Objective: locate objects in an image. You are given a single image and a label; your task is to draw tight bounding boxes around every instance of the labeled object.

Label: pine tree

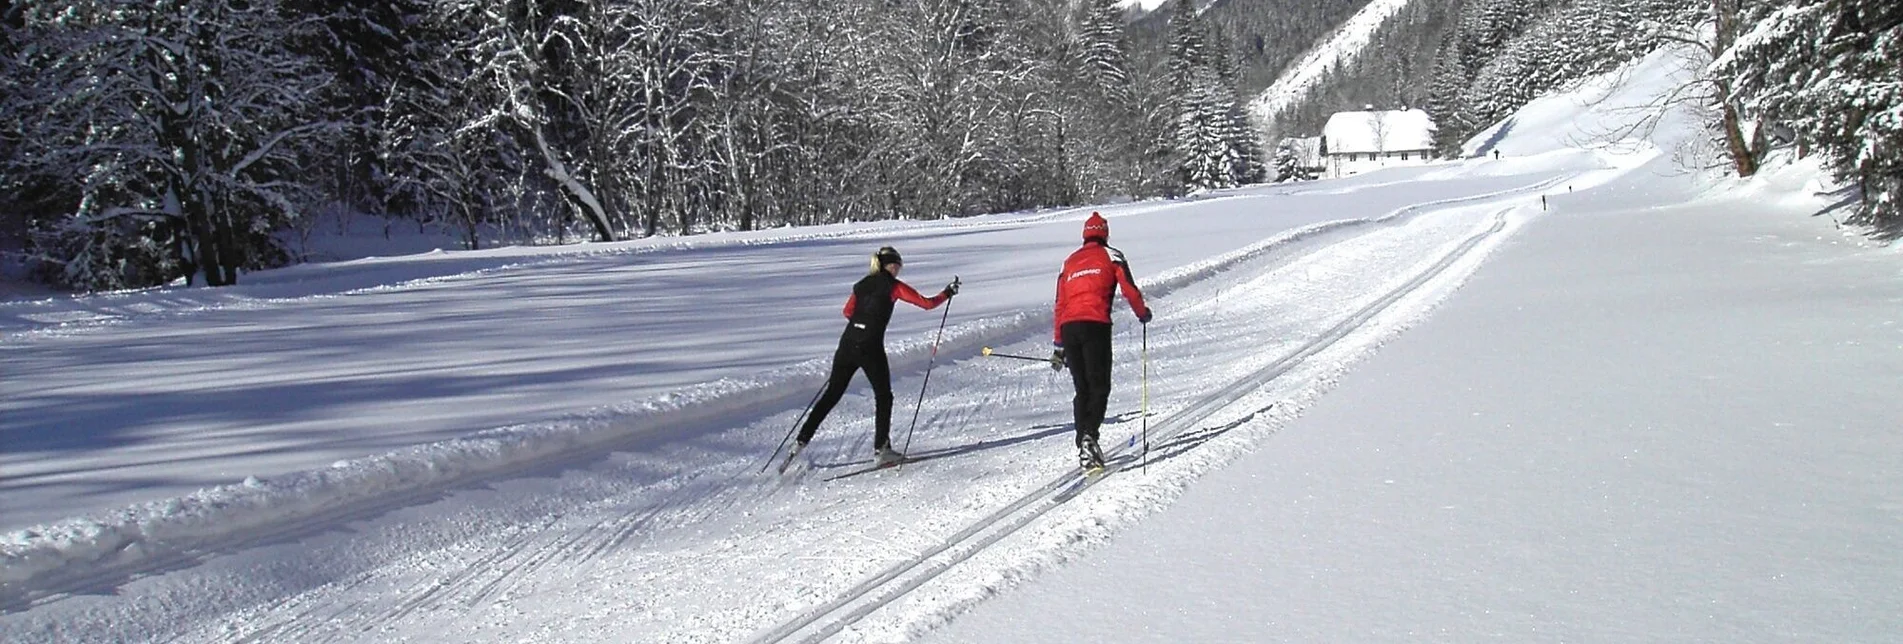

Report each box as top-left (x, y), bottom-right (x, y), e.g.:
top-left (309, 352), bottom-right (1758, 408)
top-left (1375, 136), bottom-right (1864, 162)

top-left (1076, 0), bottom-right (1135, 98)
top-left (1273, 140), bottom-right (1315, 182)
top-left (1165, 0), bottom-right (1261, 192)
top-left (1424, 38), bottom-right (1472, 157)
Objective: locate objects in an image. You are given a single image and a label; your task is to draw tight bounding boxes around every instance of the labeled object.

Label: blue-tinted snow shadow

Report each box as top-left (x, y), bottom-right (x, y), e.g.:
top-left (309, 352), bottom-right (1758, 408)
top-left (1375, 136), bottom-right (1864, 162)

top-left (807, 409), bottom-right (1146, 469)
top-left (1472, 117), bottom-right (1518, 159)
top-left (1130, 402), bottom-right (1276, 470)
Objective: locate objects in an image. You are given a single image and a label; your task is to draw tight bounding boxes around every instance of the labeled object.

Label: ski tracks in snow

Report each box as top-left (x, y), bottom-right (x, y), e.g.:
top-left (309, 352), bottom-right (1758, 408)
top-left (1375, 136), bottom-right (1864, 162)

top-left (0, 179), bottom-right (1554, 644)
top-left (748, 203), bottom-right (1527, 643)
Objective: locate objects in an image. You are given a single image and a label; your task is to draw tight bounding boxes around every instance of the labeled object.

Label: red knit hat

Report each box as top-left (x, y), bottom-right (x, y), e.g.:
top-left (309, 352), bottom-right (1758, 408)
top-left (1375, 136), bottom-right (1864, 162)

top-left (1082, 212), bottom-right (1109, 241)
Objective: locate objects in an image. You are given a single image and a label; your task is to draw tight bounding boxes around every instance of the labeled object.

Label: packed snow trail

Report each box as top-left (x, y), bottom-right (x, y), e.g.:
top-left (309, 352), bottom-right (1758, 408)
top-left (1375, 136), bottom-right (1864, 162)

top-left (0, 169), bottom-right (1556, 642)
top-left (0, 171), bottom-right (1554, 537)
top-left (0, 170), bottom-right (1566, 601)
top-left (751, 206), bottom-right (1518, 644)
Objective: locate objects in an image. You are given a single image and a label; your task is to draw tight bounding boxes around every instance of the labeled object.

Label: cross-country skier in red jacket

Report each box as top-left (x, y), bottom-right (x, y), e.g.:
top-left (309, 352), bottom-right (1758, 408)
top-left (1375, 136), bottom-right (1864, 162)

top-left (1051, 212), bottom-right (1151, 469)
top-left (792, 246), bottom-right (958, 468)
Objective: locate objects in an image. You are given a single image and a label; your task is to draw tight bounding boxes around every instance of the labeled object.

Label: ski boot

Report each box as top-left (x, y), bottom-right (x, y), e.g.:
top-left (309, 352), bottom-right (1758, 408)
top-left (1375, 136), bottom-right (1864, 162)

top-left (778, 440), bottom-right (808, 474)
top-left (1078, 437), bottom-right (1105, 472)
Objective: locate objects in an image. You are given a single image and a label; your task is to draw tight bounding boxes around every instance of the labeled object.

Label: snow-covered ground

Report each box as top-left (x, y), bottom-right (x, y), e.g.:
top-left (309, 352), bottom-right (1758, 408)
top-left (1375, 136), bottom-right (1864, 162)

top-left (3, 45), bottom-right (1898, 643)
top-left (925, 143), bottom-right (1903, 644)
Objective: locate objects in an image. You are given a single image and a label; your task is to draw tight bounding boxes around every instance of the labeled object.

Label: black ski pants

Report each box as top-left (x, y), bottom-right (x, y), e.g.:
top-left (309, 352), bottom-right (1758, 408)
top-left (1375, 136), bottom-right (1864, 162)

top-left (1060, 321), bottom-right (1114, 447)
top-left (799, 339), bottom-right (895, 449)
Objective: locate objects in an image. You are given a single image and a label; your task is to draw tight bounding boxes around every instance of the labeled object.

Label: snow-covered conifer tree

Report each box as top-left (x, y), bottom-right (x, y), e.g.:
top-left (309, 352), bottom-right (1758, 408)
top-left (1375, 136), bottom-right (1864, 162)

top-left (1719, 0), bottom-right (1902, 237)
top-left (1166, 0), bottom-right (1260, 192)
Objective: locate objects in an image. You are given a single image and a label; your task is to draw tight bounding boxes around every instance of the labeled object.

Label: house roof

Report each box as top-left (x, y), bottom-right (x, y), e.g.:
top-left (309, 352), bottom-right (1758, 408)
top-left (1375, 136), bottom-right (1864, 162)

top-left (1322, 109), bottom-right (1435, 154)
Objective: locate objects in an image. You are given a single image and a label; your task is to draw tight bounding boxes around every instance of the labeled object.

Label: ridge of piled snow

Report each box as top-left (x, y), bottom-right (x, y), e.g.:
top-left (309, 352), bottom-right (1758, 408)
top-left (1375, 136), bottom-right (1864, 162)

top-left (0, 206), bottom-right (1099, 338)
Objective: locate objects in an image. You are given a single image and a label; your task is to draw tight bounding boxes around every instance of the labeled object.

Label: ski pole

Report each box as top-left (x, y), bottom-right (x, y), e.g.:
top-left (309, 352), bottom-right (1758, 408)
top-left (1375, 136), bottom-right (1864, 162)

top-left (761, 382), bottom-right (826, 473)
top-left (1142, 323), bottom-right (1149, 474)
top-left (980, 347), bottom-right (1048, 363)
top-left (899, 277), bottom-right (956, 464)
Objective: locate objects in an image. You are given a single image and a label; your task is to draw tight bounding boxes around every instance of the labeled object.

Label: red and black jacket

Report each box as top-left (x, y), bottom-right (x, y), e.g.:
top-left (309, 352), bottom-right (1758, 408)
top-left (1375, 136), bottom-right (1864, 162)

top-left (842, 270), bottom-right (946, 344)
top-left (1053, 241), bottom-right (1150, 344)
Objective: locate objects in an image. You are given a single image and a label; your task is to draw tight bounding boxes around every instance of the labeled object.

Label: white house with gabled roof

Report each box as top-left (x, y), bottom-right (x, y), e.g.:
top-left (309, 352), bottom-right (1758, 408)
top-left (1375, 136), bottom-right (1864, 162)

top-left (1320, 108), bottom-right (1436, 179)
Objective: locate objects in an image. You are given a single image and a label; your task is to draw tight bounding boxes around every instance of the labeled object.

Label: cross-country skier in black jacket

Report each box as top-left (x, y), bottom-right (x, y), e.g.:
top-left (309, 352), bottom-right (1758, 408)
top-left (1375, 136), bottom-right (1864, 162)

top-left (792, 246), bottom-right (958, 467)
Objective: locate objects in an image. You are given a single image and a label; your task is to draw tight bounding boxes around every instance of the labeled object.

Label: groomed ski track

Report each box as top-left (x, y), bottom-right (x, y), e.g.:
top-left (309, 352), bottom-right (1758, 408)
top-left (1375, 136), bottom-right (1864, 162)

top-left (752, 204), bottom-right (1520, 643)
top-left (1, 172), bottom-right (1562, 644)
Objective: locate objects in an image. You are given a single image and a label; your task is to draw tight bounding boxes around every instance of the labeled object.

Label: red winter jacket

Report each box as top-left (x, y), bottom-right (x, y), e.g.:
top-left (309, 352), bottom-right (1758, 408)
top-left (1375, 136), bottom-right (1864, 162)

top-left (1053, 241), bottom-right (1150, 344)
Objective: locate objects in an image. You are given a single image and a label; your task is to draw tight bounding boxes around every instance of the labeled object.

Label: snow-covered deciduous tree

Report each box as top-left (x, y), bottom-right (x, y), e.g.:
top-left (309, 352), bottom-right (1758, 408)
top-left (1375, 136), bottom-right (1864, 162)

top-left (284, 0), bottom-right (434, 217)
top-left (606, 0), bottom-right (731, 236)
top-left (10, 0), bottom-right (335, 289)
top-left (1703, 0), bottom-right (1763, 177)
top-left (2, 0), bottom-right (1233, 292)
top-left (700, 0), bottom-right (798, 233)
top-left (2, 8), bottom-right (35, 272)
top-left (428, 0), bottom-right (619, 242)
top-left (862, 0), bottom-right (1039, 218)
top-left (377, 12), bottom-right (515, 251)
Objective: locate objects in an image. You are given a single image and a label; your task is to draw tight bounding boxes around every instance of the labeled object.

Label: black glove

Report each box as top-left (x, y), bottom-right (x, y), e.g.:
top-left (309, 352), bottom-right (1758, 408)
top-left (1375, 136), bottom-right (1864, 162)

top-left (1138, 307), bottom-right (1153, 324)
top-left (942, 277), bottom-right (960, 298)
top-left (1050, 346), bottom-right (1065, 371)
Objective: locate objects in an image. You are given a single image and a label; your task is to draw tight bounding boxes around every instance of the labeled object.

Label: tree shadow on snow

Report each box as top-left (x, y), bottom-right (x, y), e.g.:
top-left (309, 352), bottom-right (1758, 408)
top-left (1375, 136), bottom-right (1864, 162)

top-left (1130, 402), bottom-right (1276, 470)
top-left (807, 409), bottom-right (1145, 469)
top-left (1804, 184), bottom-right (1895, 240)
top-left (1471, 117), bottom-right (1517, 159)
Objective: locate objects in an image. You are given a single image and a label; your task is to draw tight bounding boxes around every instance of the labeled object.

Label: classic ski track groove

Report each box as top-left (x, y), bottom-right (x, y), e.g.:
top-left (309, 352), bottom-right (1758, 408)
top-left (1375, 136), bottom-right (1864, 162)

top-left (236, 492), bottom-right (673, 643)
top-left (751, 207), bottom-right (1514, 644)
top-left (226, 203), bottom-right (1445, 643)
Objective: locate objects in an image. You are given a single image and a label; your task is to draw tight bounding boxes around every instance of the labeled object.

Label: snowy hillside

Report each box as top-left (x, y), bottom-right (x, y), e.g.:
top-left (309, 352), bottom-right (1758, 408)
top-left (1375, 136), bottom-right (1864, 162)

top-left (3, 44), bottom-right (1897, 643)
top-left (1245, 0), bottom-right (1415, 121)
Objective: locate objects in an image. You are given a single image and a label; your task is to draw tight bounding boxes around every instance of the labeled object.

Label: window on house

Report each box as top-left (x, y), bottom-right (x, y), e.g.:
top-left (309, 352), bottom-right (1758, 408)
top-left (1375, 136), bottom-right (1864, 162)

top-left (1401, 151), bottom-right (1411, 161)
top-left (1348, 153), bottom-right (1358, 162)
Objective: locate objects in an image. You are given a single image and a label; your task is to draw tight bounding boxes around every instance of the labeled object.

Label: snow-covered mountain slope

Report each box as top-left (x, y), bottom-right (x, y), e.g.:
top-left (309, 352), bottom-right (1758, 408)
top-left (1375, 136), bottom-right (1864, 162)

top-left (1246, 0), bottom-right (1415, 121)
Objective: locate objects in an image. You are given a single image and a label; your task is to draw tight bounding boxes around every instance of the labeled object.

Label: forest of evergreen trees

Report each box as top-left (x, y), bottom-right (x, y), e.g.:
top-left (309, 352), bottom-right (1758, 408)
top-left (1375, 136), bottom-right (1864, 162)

top-left (1, 0), bottom-right (1896, 292)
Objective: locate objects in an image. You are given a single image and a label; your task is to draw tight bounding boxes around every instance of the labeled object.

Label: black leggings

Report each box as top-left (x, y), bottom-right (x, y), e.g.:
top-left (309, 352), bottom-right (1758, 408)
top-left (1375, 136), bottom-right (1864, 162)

top-left (798, 340), bottom-right (895, 448)
top-left (1060, 321), bottom-right (1114, 446)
